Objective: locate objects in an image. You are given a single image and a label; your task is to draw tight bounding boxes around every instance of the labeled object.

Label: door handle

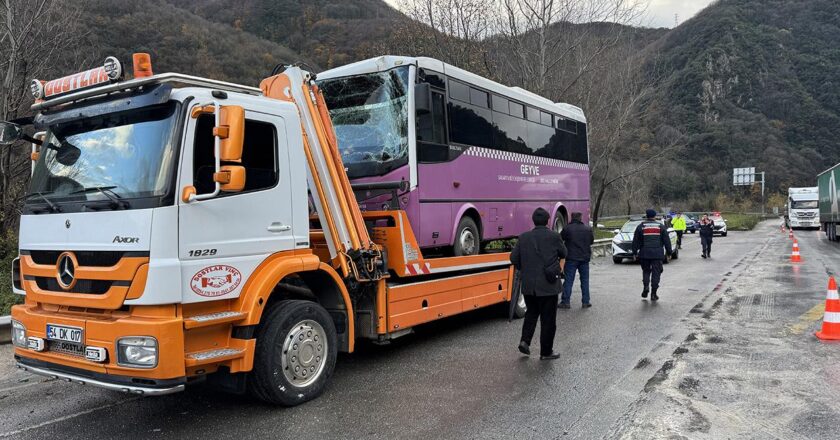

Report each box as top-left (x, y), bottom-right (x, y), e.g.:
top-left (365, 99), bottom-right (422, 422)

top-left (267, 222), bottom-right (291, 233)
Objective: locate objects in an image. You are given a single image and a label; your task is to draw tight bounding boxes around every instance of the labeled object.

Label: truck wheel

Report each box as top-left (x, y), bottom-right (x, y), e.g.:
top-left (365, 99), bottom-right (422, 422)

top-left (454, 217), bottom-right (480, 256)
top-left (612, 257), bottom-right (623, 264)
top-left (249, 300), bottom-right (337, 406)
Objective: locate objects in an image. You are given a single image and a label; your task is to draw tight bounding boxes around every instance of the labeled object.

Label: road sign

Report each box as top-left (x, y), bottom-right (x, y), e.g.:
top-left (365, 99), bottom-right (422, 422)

top-left (733, 167), bottom-right (756, 186)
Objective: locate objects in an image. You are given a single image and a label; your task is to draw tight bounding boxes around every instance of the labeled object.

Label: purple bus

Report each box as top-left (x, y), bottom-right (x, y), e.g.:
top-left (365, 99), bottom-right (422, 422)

top-left (317, 56), bottom-right (589, 256)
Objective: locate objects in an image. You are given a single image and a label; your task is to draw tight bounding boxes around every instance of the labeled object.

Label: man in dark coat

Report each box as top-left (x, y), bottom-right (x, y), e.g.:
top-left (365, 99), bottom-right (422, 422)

top-left (560, 212), bottom-right (594, 308)
top-left (698, 213), bottom-right (714, 258)
top-left (631, 209), bottom-right (673, 301)
top-left (511, 207), bottom-right (567, 360)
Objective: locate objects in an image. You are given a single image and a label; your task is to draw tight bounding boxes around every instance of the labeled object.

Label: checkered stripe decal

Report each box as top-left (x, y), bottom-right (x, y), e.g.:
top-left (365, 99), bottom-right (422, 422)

top-left (462, 147), bottom-right (589, 170)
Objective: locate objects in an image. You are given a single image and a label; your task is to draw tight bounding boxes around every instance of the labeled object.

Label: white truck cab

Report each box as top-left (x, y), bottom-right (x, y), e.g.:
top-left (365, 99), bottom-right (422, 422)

top-left (787, 187), bottom-right (820, 229)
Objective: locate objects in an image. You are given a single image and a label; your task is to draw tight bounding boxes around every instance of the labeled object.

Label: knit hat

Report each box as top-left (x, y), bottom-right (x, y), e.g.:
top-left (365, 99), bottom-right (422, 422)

top-left (646, 209), bottom-right (657, 218)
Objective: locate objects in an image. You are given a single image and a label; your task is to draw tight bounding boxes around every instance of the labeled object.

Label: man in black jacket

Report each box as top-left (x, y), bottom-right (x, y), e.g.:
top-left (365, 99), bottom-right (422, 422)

top-left (511, 208), bottom-right (567, 360)
top-left (698, 213), bottom-right (714, 258)
top-left (631, 209), bottom-right (673, 301)
top-left (560, 212), bottom-right (595, 308)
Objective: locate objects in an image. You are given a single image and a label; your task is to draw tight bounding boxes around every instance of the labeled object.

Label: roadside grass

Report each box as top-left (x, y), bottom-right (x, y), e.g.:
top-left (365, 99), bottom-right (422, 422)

top-left (595, 229), bottom-right (615, 240)
top-left (721, 212), bottom-right (761, 231)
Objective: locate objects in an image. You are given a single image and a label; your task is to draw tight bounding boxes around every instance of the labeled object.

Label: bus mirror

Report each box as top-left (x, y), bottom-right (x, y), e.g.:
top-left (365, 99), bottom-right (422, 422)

top-left (215, 165), bottom-right (246, 192)
top-left (215, 105), bottom-right (245, 162)
top-left (415, 83), bottom-right (432, 115)
top-left (0, 122), bottom-right (23, 145)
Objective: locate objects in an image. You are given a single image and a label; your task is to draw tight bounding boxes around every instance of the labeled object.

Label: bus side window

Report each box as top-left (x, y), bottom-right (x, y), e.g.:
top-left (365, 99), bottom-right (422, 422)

top-left (417, 91), bottom-right (448, 162)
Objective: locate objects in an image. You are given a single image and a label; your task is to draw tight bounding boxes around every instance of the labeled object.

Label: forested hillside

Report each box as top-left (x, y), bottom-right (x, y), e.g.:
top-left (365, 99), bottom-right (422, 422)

top-left (77, 0), bottom-right (310, 85)
top-left (643, 0), bottom-right (840, 207)
top-left (163, 0), bottom-right (403, 69)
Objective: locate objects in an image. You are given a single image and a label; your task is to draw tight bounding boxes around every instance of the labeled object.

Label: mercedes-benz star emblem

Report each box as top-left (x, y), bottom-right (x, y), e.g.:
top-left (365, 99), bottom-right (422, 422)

top-left (56, 253), bottom-right (76, 290)
top-left (65, 219), bottom-right (71, 229)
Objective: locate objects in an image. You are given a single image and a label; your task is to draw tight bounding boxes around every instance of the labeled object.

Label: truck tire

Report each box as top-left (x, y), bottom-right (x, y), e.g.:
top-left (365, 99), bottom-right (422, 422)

top-left (249, 300), bottom-right (337, 406)
top-left (453, 217), bottom-right (480, 256)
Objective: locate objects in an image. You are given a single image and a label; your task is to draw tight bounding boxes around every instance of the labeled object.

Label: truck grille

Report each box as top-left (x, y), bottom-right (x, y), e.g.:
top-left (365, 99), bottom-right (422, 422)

top-left (33, 277), bottom-right (117, 295)
top-left (25, 250), bottom-right (131, 267)
top-left (796, 212), bottom-right (817, 218)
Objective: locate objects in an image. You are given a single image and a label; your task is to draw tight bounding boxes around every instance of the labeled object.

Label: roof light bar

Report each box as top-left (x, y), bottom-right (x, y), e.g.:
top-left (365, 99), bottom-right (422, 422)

top-left (32, 56), bottom-right (123, 100)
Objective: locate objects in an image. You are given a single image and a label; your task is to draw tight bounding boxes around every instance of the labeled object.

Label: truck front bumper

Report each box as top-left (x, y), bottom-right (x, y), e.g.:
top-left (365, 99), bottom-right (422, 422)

top-left (11, 302), bottom-right (187, 390)
top-left (16, 357), bottom-right (185, 396)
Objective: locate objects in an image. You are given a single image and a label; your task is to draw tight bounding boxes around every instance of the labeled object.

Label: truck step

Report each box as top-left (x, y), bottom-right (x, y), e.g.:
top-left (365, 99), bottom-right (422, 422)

top-left (183, 311), bottom-right (246, 330)
top-left (185, 348), bottom-right (245, 366)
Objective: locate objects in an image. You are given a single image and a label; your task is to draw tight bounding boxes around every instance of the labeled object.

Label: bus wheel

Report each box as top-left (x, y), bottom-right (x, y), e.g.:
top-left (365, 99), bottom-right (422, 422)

top-left (553, 212), bottom-right (566, 233)
top-left (454, 217), bottom-right (480, 256)
top-left (249, 300), bottom-right (337, 406)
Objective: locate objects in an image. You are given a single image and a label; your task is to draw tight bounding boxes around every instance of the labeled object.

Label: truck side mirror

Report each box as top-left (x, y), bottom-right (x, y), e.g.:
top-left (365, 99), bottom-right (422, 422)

top-left (0, 122), bottom-right (23, 145)
top-left (215, 165), bottom-right (246, 192)
top-left (414, 83), bottom-right (432, 115)
top-left (215, 105), bottom-right (245, 162)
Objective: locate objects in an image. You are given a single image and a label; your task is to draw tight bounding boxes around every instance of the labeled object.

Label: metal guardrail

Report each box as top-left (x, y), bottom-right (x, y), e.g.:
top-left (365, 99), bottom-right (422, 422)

top-left (0, 315), bottom-right (10, 344)
top-left (592, 238), bottom-right (613, 258)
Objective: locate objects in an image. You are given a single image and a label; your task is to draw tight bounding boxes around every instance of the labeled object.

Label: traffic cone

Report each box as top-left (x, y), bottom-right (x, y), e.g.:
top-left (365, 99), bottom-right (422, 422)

top-left (791, 239), bottom-right (802, 262)
top-left (789, 228), bottom-right (794, 239)
top-left (816, 276), bottom-right (840, 340)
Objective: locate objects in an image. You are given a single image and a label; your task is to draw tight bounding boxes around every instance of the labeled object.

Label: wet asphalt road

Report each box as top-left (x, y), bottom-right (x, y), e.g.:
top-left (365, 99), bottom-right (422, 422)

top-left (0, 226), bottom-right (782, 439)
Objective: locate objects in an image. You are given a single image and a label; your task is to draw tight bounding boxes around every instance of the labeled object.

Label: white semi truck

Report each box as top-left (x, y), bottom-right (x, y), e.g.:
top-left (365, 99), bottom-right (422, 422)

top-left (787, 187), bottom-right (820, 229)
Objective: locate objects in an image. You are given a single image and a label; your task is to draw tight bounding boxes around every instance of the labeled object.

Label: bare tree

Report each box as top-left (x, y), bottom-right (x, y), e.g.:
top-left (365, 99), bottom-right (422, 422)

top-left (494, 0), bottom-right (647, 97)
top-left (393, 0), bottom-right (497, 76)
top-left (0, 0), bottom-right (83, 230)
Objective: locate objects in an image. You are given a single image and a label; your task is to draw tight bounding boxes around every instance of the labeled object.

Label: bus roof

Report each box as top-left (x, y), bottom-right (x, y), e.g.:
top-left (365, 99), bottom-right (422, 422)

top-left (317, 55), bottom-right (586, 123)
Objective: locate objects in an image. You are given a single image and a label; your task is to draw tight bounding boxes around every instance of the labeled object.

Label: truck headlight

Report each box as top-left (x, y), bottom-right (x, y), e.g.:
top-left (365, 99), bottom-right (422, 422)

top-left (11, 320), bottom-right (26, 348)
top-left (116, 336), bottom-right (158, 368)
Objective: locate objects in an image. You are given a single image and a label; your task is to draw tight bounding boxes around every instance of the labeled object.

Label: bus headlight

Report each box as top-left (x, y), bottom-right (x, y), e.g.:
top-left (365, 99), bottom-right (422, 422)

top-left (116, 337), bottom-right (158, 368)
top-left (11, 320), bottom-right (26, 347)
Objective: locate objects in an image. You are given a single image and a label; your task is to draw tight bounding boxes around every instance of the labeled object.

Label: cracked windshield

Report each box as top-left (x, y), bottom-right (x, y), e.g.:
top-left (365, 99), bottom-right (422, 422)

top-left (319, 66), bottom-right (409, 178)
top-left (27, 103), bottom-right (178, 206)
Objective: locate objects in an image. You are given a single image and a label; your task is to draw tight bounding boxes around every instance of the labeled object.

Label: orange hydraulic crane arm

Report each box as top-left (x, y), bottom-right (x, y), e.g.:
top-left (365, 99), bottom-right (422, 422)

top-left (260, 67), bottom-right (385, 282)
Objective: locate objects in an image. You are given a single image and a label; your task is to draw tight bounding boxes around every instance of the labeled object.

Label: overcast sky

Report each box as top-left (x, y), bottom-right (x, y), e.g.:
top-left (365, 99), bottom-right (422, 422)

top-left (645, 0), bottom-right (715, 28)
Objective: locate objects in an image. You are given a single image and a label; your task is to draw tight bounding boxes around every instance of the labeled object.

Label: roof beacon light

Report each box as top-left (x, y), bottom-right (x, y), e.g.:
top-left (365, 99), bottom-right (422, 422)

top-left (34, 56), bottom-right (124, 100)
top-left (132, 53), bottom-right (154, 78)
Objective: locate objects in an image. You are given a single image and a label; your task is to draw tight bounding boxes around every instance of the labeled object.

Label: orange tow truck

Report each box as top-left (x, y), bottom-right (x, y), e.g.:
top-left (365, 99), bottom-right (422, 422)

top-left (4, 54), bottom-right (521, 405)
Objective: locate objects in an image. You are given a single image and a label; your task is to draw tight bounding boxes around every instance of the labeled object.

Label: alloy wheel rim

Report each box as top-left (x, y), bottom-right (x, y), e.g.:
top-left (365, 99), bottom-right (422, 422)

top-left (460, 228), bottom-right (476, 255)
top-left (281, 319), bottom-right (328, 387)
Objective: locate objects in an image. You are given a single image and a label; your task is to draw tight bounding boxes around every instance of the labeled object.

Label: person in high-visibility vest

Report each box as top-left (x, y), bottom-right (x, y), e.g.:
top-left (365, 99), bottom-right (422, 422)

top-left (671, 212), bottom-right (687, 249)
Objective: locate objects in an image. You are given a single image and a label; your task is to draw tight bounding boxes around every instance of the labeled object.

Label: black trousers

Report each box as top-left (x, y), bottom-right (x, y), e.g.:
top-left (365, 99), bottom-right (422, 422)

top-left (701, 235), bottom-right (712, 256)
top-left (676, 230), bottom-right (684, 247)
top-left (640, 258), bottom-right (663, 291)
top-left (520, 294), bottom-right (558, 356)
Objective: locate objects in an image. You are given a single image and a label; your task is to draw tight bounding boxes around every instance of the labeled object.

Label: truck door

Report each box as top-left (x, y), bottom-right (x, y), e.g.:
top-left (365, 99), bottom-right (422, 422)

top-left (178, 104), bottom-right (294, 302)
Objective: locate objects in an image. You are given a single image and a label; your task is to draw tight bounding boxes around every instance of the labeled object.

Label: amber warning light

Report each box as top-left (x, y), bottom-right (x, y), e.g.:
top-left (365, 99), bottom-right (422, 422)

top-left (31, 56), bottom-right (123, 100)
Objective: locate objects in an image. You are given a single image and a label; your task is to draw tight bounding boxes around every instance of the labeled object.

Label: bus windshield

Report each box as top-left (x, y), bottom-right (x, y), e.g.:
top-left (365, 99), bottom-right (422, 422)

top-left (26, 103), bottom-right (178, 210)
top-left (319, 66), bottom-right (410, 178)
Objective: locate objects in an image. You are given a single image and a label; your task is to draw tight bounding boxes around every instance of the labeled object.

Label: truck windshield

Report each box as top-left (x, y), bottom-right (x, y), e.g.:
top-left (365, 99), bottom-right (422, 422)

top-left (792, 200), bottom-right (818, 209)
top-left (27, 103), bottom-right (178, 210)
top-left (318, 66), bottom-right (409, 178)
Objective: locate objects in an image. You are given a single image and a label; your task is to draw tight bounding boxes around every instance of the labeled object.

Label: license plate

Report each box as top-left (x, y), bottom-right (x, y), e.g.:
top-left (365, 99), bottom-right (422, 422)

top-left (46, 324), bottom-right (84, 344)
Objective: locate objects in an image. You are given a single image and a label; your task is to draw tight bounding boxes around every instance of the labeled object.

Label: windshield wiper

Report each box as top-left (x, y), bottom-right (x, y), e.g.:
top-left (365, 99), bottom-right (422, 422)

top-left (25, 192), bottom-right (61, 213)
top-left (71, 186), bottom-right (130, 209)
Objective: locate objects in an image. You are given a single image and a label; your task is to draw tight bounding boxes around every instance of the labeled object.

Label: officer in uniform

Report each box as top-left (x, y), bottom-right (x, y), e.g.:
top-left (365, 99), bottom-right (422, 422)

top-left (631, 209), bottom-right (673, 301)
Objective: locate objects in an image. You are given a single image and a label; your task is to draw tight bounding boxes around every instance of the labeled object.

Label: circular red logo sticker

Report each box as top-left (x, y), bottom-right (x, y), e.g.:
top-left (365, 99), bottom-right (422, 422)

top-left (190, 265), bottom-right (243, 297)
